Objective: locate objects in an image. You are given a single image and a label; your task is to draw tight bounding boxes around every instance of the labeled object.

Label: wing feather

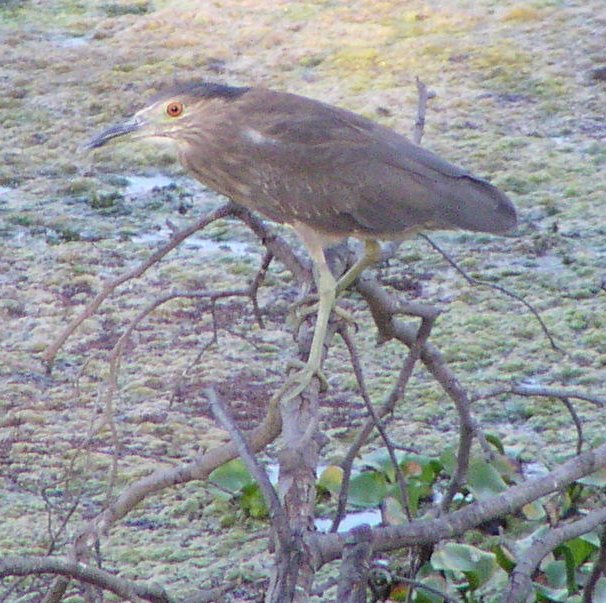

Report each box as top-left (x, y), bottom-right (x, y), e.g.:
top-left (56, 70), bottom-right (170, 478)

top-left (208, 89), bottom-right (517, 236)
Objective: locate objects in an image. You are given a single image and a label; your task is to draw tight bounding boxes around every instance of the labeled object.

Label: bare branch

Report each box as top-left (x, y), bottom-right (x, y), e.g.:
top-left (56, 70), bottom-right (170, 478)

top-left (41, 576), bottom-right (70, 603)
top-left (232, 205), bottom-right (312, 286)
top-left (249, 249), bottom-right (274, 328)
top-left (336, 525), bottom-right (373, 603)
top-left (310, 440), bottom-right (606, 565)
top-left (412, 77), bottom-right (435, 145)
top-left (0, 556), bottom-right (171, 603)
top-left (504, 507), bottom-right (606, 603)
top-left (43, 201), bottom-right (238, 370)
top-left (339, 325), bottom-right (418, 522)
top-left (583, 526), bottom-right (606, 603)
top-left (73, 394), bottom-right (282, 550)
top-left (355, 273), bottom-right (477, 512)
top-left (475, 384), bottom-right (606, 407)
top-left (332, 315), bottom-right (431, 532)
top-left (419, 233), bottom-right (560, 351)
top-left (560, 396), bottom-right (585, 455)
top-left (169, 335), bottom-right (217, 408)
top-left (206, 387), bottom-right (292, 550)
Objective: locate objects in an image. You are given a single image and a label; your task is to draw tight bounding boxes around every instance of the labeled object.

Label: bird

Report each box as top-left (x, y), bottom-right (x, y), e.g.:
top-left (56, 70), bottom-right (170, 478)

top-left (87, 81), bottom-right (517, 400)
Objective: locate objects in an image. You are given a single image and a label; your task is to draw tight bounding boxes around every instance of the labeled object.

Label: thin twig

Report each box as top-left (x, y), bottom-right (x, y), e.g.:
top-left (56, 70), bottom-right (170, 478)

top-left (169, 334), bottom-right (217, 408)
top-left (505, 507), bottom-right (606, 603)
top-left (583, 526), bottom-right (606, 603)
top-left (476, 384), bottom-right (606, 455)
top-left (249, 250), bottom-right (274, 329)
top-left (43, 201), bottom-right (238, 370)
top-left (206, 388), bottom-right (292, 551)
top-left (332, 313), bottom-right (434, 532)
top-left (339, 325), bottom-right (413, 521)
top-left (413, 77), bottom-right (435, 145)
top-left (232, 205), bottom-right (311, 286)
top-left (475, 384), bottom-right (606, 407)
top-left (355, 273), bottom-right (477, 513)
top-left (420, 233), bottom-right (560, 351)
top-left (560, 396), bottom-right (584, 455)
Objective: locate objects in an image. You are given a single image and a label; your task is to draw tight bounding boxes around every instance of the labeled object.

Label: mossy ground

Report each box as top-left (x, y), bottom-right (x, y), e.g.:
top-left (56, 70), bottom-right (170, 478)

top-left (1, 0), bottom-right (605, 600)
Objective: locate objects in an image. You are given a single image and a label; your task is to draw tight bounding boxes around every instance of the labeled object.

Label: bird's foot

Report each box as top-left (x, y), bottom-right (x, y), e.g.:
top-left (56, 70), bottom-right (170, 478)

top-left (286, 358), bottom-right (329, 392)
top-left (287, 293), bottom-right (319, 326)
top-left (288, 296), bottom-right (356, 333)
top-left (274, 360), bottom-right (329, 404)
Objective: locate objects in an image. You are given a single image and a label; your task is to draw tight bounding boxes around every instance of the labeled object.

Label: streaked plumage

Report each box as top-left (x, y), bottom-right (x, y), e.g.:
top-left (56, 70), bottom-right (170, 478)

top-left (88, 81), bottom-right (517, 400)
top-left (88, 82), bottom-right (516, 242)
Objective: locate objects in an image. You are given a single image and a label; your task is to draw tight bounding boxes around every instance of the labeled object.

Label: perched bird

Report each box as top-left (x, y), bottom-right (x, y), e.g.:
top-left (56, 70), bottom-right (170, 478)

top-left (88, 81), bottom-right (517, 397)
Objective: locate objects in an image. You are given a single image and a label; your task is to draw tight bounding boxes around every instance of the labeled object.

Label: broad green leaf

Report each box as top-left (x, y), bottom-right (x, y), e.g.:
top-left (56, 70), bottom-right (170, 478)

top-left (361, 448), bottom-right (407, 478)
top-left (491, 453), bottom-right (521, 482)
top-left (533, 582), bottom-right (568, 601)
top-left (485, 432), bottom-right (505, 454)
top-left (387, 582), bottom-right (409, 601)
top-left (579, 530), bottom-right (601, 548)
top-left (544, 560), bottom-right (567, 589)
top-left (440, 447), bottom-right (458, 476)
top-left (556, 537), bottom-right (596, 568)
top-left (240, 483), bottom-right (268, 519)
top-left (318, 465), bottom-right (343, 495)
top-left (557, 546), bottom-right (576, 593)
top-left (522, 500), bottom-right (547, 520)
top-left (431, 543), bottom-right (497, 589)
top-left (414, 575), bottom-right (448, 603)
top-left (387, 478), bottom-right (430, 516)
top-left (493, 544), bottom-right (516, 573)
top-left (361, 450), bottom-right (441, 484)
top-left (577, 467), bottom-right (606, 487)
top-left (467, 458), bottom-right (508, 500)
top-left (348, 471), bottom-right (387, 508)
top-left (382, 495), bottom-right (408, 525)
top-left (209, 459), bottom-right (253, 494)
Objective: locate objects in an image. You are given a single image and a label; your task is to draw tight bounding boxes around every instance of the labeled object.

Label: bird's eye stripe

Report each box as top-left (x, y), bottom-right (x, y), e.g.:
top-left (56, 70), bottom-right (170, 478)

top-left (166, 101), bottom-right (184, 117)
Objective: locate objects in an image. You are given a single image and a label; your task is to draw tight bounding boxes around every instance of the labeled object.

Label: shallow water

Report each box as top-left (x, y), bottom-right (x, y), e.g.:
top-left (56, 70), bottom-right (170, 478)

top-left (314, 508), bottom-right (383, 533)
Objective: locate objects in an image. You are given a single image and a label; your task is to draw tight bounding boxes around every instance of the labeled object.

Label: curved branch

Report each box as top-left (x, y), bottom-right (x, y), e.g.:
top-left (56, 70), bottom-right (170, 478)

top-left (504, 507), bottom-right (606, 603)
top-left (88, 400), bottom-right (282, 539)
top-left (207, 387), bottom-right (292, 550)
top-left (419, 233), bottom-right (560, 351)
top-left (355, 273), bottom-right (477, 512)
top-left (43, 201), bottom-right (238, 370)
top-left (475, 384), bottom-right (606, 408)
top-left (0, 556), bottom-right (170, 603)
top-left (310, 440), bottom-right (606, 566)
top-left (583, 527), bottom-right (606, 603)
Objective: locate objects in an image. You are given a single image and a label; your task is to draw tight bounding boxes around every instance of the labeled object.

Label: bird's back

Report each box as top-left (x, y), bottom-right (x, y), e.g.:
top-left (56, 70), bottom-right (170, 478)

top-left (180, 87), bottom-right (517, 239)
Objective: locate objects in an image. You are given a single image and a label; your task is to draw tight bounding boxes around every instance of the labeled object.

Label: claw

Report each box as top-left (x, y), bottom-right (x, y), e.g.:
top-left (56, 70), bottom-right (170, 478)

top-left (289, 297), bottom-right (357, 334)
top-left (286, 359), bottom-right (329, 392)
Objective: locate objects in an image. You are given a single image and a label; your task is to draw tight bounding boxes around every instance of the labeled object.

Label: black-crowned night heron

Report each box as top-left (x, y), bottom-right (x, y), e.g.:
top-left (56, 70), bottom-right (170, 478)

top-left (88, 81), bottom-right (517, 399)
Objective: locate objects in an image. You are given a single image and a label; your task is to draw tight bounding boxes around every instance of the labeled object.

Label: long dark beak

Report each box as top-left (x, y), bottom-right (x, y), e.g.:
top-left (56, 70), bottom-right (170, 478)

top-left (86, 117), bottom-right (143, 149)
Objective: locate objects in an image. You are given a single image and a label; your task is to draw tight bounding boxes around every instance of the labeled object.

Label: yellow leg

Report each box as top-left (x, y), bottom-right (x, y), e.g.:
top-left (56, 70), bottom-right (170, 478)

top-left (307, 258), bottom-right (337, 369)
top-left (279, 255), bottom-right (336, 402)
top-left (280, 226), bottom-right (381, 402)
top-left (336, 239), bottom-right (381, 292)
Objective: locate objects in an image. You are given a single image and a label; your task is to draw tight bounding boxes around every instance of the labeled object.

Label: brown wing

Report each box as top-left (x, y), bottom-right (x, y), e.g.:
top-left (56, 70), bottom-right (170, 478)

top-left (187, 88), bottom-right (517, 237)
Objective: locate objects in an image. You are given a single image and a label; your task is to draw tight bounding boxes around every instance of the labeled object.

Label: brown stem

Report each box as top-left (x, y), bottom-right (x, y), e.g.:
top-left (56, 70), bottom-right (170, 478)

top-left (505, 507), bottom-right (606, 603)
top-left (43, 202), bottom-right (237, 371)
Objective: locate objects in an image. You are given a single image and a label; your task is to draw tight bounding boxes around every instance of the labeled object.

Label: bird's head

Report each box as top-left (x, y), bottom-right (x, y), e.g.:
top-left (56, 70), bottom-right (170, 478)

top-left (86, 81), bottom-right (250, 149)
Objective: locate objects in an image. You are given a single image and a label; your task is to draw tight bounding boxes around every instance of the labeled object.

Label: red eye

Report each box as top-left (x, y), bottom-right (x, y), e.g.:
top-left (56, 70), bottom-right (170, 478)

top-left (166, 101), bottom-right (184, 117)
